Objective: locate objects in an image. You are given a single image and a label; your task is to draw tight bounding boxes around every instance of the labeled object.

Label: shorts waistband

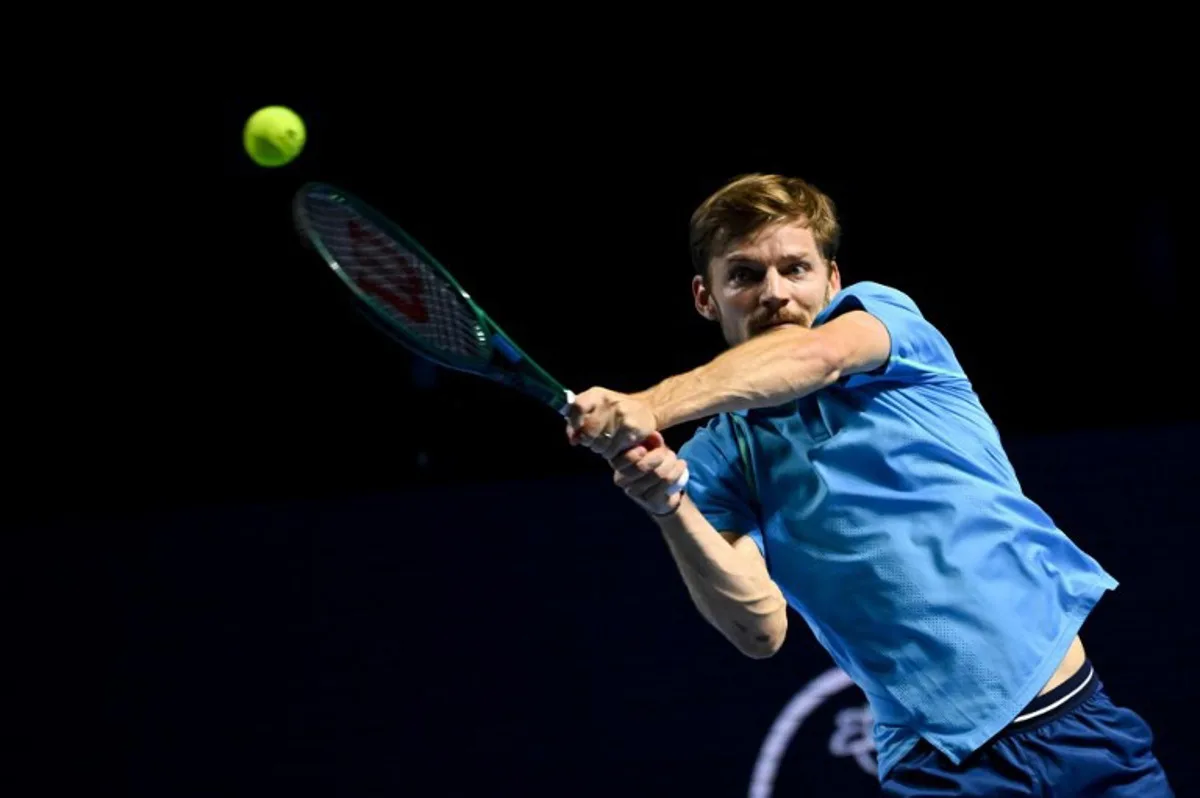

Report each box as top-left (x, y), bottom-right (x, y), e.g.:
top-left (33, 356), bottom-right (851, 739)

top-left (1003, 659), bottom-right (1098, 735)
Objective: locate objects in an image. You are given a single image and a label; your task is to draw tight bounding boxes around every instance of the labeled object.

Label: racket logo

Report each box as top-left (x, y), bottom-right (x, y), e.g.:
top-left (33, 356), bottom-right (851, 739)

top-left (346, 220), bottom-right (429, 323)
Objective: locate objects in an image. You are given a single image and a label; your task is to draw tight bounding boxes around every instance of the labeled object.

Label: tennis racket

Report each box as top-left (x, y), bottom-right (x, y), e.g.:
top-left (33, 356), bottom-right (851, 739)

top-left (291, 181), bottom-right (688, 494)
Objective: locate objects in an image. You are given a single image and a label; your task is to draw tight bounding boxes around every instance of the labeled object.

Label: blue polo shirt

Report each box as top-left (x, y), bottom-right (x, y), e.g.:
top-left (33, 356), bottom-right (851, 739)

top-left (677, 281), bottom-right (1118, 781)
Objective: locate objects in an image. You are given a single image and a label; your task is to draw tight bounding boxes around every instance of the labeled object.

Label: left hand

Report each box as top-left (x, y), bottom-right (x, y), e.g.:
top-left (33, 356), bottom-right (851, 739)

top-left (566, 387), bottom-right (658, 459)
top-left (608, 431), bottom-right (687, 517)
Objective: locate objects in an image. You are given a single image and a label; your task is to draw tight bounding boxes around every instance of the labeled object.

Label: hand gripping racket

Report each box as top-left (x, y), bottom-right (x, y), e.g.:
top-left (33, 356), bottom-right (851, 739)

top-left (291, 182), bottom-right (688, 494)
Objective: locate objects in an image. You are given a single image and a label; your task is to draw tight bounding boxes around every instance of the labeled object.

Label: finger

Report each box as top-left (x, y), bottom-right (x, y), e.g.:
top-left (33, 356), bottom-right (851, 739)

top-left (601, 423), bottom-right (660, 461)
top-left (614, 458), bottom-right (650, 482)
top-left (608, 432), bottom-right (675, 469)
top-left (608, 428), bottom-right (647, 460)
top-left (613, 447), bottom-right (667, 483)
top-left (572, 417), bottom-right (595, 443)
top-left (585, 416), bottom-right (626, 457)
top-left (615, 466), bottom-right (660, 494)
top-left (598, 433), bottom-right (634, 461)
top-left (653, 456), bottom-right (684, 483)
top-left (569, 422), bottom-right (603, 449)
top-left (666, 460), bottom-right (690, 495)
top-left (582, 412), bottom-right (622, 448)
top-left (639, 463), bottom-right (688, 507)
top-left (567, 394), bottom-right (596, 427)
top-left (620, 468), bottom-right (666, 498)
top-left (636, 456), bottom-right (685, 494)
top-left (662, 458), bottom-right (688, 487)
top-left (635, 457), bottom-right (687, 501)
top-left (568, 413), bottom-right (602, 445)
top-left (585, 432), bottom-right (612, 455)
top-left (577, 411), bottom-right (615, 449)
top-left (616, 451), bottom-right (678, 494)
top-left (615, 447), bottom-right (671, 478)
top-left (608, 444), bottom-right (648, 469)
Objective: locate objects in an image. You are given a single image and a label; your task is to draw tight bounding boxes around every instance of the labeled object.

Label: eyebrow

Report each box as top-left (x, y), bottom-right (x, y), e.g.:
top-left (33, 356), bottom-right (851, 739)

top-left (725, 253), bottom-right (816, 265)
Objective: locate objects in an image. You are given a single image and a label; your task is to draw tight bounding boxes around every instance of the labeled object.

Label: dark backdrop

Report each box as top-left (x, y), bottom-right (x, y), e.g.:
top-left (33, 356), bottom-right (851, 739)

top-left (15, 80), bottom-right (1194, 517)
top-left (33, 423), bottom-right (1197, 796)
top-left (13, 77), bottom-right (1195, 795)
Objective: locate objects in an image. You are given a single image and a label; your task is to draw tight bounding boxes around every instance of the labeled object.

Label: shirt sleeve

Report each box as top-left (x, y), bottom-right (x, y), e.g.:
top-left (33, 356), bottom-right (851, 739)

top-left (817, 281), bottom-right (968, 389)
top-left (678, 418), bottom-right (766, 559)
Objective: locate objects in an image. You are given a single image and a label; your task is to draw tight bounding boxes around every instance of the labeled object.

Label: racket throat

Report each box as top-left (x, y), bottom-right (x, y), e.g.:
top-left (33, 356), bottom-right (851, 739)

top-left (489, 334), bottom-right (524, 365)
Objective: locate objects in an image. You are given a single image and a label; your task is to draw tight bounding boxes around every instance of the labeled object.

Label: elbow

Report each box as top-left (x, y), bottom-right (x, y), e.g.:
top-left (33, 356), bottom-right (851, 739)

top-left (738, 612), bottom-right (787, 659)
top-left (741, 633), bottom-right (785, 659)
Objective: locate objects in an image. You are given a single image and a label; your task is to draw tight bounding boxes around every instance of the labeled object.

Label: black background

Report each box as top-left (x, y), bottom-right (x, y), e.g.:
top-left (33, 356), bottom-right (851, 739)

top-left (14, 76), bottom-right (1195, 517)
top-left (35, 425), bottom-right (1200, 796)
top-left (14, 70), bottom-right (1196, 796)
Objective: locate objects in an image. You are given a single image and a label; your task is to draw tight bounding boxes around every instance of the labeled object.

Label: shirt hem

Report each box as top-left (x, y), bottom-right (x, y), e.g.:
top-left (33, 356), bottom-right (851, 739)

top-left (932, 578), bottom-right (1117, 766)
top-left (876, 576), bottom-right (1118, 779)
top-left (875, 736), bottom-right (919, 783)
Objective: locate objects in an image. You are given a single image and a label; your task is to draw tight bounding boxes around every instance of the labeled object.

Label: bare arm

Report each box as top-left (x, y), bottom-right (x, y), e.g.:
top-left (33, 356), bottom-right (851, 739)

top-left (601, 434), bottom-right (786, 658)
top-left (643, 310), bottom-right (890, 430)
top-left (565, 310), bottom-right (890, 459)
top-left (655, 497), bottom-right (787, 659)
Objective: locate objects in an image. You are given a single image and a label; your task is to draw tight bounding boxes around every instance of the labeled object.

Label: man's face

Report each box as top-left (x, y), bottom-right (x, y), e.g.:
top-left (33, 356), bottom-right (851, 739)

top-left (693, 219), bottom-right (841, 347)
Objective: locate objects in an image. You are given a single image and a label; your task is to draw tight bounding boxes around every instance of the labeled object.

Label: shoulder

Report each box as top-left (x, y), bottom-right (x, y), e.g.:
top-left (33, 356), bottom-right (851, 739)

top-left (816, 281), bottom-right (925, 326)
top-left (818, 281), bottom-right (967, 386)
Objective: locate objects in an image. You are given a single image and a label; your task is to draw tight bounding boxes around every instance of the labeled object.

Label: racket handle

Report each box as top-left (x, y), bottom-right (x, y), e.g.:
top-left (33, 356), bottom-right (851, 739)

top-left (559, 389), bottom-right (576, 416)
top-left (562, 387), bottom-right (689, 496)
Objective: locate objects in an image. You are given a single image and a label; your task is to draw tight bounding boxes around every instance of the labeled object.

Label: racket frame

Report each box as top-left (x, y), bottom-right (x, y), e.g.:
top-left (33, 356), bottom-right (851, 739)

top-left (293, 182), bottom-right (575, 415)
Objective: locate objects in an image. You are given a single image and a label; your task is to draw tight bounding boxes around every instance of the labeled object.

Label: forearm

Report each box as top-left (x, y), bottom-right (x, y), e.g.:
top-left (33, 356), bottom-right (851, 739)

top-left (655, 498), bottom-right (787, 658)
top-left (640, 325), bottom-right (839, 430)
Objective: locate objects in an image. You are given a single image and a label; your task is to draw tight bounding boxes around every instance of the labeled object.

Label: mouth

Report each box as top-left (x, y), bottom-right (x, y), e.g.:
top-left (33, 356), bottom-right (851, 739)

top-left (751, 319), bottom-right (802, 334)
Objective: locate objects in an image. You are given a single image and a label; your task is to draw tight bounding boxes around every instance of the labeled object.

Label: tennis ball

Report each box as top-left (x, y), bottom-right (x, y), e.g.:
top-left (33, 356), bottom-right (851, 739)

top-left (243, 105), bottom-right (306, 167)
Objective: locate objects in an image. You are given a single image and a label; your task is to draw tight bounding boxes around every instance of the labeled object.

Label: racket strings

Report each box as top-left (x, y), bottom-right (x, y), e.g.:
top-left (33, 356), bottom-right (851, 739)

top-left (300, 194), bottom-right (488, 361)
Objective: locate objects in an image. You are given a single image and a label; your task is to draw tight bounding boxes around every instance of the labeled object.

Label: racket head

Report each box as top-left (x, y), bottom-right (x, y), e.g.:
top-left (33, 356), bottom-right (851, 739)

top-left (293, 182), bottom-right (491, 372)
top-left (292, 181), bottom-right (574, 414)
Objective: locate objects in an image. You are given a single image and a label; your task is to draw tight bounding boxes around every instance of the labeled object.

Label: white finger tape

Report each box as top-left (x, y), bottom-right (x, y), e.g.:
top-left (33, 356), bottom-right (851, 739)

top-left (666, 464), bottom-right (690, 496)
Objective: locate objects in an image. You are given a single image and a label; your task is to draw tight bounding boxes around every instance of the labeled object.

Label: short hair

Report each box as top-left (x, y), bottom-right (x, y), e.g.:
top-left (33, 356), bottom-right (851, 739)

top-left (688, 173), bottom-right (842, 280)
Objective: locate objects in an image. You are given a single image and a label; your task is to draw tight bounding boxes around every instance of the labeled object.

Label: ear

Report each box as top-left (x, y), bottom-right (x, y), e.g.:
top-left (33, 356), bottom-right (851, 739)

top-left (827, 259), bottom-right (842, 294)
top-left (692, 274), bottom-right (718, 321)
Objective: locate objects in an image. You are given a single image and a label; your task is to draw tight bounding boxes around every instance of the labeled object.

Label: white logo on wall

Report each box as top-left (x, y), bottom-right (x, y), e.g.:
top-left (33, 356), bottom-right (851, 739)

top-left (748, 668), bottom-right (878, 797)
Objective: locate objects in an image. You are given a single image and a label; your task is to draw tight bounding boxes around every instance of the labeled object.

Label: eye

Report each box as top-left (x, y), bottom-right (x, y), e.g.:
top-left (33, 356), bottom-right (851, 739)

top-left (785, 261), bottom-right (812, 276)
top-left (729, 267), bottom-right (756, 284)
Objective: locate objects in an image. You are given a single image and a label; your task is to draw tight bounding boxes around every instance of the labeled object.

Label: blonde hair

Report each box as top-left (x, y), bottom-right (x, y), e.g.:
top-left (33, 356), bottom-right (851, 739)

top-left (689, 173), bottom-right (842, 280)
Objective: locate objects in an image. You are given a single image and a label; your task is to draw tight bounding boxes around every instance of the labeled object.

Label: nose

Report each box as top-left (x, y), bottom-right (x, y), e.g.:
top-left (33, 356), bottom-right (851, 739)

top-left (759, 268), bottom-right (788, 311)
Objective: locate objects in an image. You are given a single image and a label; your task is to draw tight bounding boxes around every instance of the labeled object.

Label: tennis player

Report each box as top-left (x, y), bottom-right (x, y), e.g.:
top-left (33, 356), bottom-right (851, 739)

top-left (565, 173), bottom-right (1174, 795)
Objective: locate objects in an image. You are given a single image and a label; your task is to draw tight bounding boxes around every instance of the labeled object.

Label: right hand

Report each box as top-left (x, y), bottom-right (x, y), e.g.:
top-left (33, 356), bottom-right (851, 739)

top-left (609, 431), bottom-right (688, 517)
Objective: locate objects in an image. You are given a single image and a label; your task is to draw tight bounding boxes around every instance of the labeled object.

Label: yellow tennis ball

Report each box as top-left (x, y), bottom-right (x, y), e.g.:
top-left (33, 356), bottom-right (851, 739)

top-left (243, 105), bottom-right (306, 167)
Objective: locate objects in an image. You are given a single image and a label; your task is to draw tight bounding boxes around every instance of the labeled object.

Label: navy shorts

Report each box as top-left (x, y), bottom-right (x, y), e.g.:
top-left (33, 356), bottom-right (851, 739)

top-left (881, 661), bottom-right (1174, 796)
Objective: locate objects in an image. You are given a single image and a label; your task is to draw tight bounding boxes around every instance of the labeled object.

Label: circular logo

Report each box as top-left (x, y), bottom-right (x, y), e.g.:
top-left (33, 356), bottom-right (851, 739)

top-left (748, 668), bottom-right (878, 797)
